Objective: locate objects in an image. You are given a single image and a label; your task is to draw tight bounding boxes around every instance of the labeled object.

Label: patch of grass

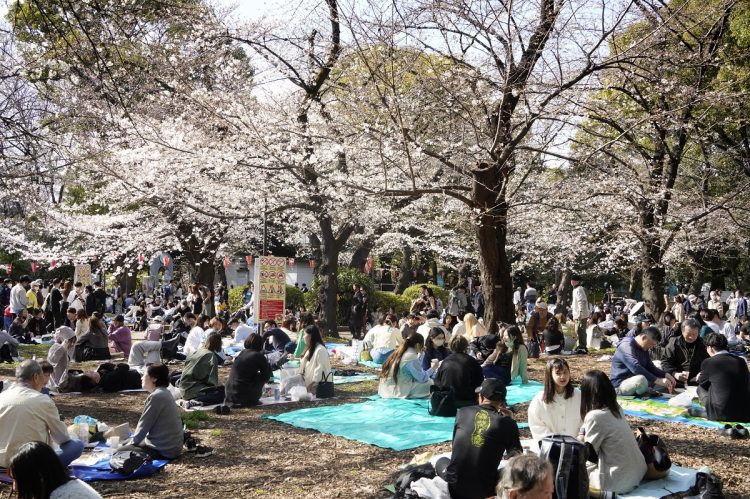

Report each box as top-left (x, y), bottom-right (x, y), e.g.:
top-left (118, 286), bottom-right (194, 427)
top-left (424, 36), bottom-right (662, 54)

top-left (181, 410), bottom-right (211, 429)
top-left (324, 336), bottom-right (349, 344)
top-left (209, 428), bottom-right (224, 437)
top-left (335, 379), bottom-right (378, 394)
top-left (595, 347), bottom-right (616, 355)
top-left (18, 343), bottom-right (51, 359)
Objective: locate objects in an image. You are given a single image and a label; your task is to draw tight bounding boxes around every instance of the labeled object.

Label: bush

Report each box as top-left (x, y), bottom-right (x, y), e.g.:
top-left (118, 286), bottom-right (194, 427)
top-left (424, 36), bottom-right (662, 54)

top-left (286, 285), bottom-right (304, 310)
top-left (304, 267), bottom-right (375, 325)
top-left (228, 286), bottom-right (246, 312)
top-left (402, 283), bottom-right (449, 306)
top-left (372, 291), bottom-right (411, 316)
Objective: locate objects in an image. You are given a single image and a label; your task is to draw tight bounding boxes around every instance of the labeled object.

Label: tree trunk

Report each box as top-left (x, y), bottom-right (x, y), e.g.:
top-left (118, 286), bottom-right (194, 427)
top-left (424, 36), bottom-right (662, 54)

top-left (317, 232), bottom-right (340, 337)
top-left (555, 270), bottom-right (571, 316)
top-left (641, 240), bottom-right (666, 318)
top-left (474, 168), bottom-right (514, 332)
top-left (216, 260), bottom-right (227, 286)
top-left (430, 258), bottom-right (438, 285)
top-left (628, 265), bottom-right (640, 297)
top-left (394, 247), bottom-right (412, 294)
top-left (687, 249), bottom-right (706, 295)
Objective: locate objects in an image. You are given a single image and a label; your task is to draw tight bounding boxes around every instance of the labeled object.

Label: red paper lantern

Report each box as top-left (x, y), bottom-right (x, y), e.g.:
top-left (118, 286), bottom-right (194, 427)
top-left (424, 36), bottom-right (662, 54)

top-left (163, 255), bottom-right (170, 267)
top-left (223, 257), bottom-right (229, 268)
top-left (32, 262), bottom-right (38, 272)
top-left (138, 254), bottom-right (144, 265)
top-left (288, 258), bottom-right (295, 266)
top-left (309, 259), bottom-right (314, 269)
top-left (50, 259), bottom-right (56, 269)
top-left (246, 255), bottom-right (253, 265)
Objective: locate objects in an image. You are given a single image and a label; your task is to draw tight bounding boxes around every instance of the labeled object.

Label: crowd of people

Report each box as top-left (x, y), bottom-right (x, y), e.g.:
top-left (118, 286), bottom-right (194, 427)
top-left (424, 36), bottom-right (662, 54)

top-left (1, 271), bottom-right (749, 499)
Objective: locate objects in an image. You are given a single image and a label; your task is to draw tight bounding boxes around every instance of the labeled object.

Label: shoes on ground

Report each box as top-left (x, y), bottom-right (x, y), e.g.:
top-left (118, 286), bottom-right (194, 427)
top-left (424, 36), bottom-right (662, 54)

top-left (179, 400), bottom-right (203, 410)
top-left (194, 445), bottom-right (214, 458)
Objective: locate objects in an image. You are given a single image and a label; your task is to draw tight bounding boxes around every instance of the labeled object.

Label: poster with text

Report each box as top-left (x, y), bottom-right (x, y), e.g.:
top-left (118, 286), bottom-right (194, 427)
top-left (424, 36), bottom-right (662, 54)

top-left (74, 264), bottom-right (93, 287)
top-left (254, 256), bottom-right (286, 321)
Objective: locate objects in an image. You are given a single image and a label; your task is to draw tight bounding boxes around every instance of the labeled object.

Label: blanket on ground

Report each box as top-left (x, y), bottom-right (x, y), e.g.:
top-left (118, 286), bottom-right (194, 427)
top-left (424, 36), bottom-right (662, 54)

top-left (619, 396), bottom-right (741, 429)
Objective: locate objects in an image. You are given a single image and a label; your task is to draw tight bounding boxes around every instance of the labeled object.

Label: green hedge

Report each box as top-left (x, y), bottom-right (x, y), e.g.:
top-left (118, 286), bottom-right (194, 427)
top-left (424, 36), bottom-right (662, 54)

top-left (402, 283), bottom-right (449, 305)
top-left (304, 267), bottom-right (375, 325)
top-left (373, 291), bottom-right (411, 316)
top-left (228, 284), bottom-right (305, 313)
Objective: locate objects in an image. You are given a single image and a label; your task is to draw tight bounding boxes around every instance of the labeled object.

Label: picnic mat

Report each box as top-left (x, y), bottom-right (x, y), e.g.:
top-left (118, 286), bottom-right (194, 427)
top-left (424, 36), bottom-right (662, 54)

top-left (263, 381), bottom-right (540, 451)
top-left (619, 397), bottom-right (740, 429)
top-left (0, 452), bottom-right (168, 483)
top-left (177, 396), bottom-right (304, 412)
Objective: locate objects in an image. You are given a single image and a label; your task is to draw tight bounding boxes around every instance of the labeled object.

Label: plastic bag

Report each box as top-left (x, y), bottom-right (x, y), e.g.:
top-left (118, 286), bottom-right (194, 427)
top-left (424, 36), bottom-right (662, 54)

top-left (290, 385), bottom-right (312, 401)
top-left (280, 373), bottom-right (305, 395)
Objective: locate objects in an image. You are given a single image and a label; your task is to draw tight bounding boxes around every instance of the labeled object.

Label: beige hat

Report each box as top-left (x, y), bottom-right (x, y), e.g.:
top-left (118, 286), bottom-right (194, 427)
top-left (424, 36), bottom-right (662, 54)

top-left (535, 299), bottom-right (548, 310)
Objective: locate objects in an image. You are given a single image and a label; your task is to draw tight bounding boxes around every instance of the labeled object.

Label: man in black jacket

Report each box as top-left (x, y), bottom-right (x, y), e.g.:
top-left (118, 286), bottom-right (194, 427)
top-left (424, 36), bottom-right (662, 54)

top-left (660, 318), bottom-right (708, 386)
top-left (691, 333), bottom-right (750, 422)
top-left (435, 378), bottom-right (522, 499)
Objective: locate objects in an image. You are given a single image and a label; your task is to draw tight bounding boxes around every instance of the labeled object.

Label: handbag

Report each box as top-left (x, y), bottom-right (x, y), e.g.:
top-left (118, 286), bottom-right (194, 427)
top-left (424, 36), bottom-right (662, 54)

top-left (636, 426), bottom-right (671, 472)
top-left (315, 371), bottom-right (334, 399)
top-left (428, 385), bottom-right (457, 417)
top-left (539, 434), bottom-right (589, 499)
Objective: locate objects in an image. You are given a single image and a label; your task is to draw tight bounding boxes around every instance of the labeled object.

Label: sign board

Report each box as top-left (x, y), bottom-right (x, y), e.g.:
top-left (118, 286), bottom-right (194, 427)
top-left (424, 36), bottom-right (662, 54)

top-left (255, 255), bottom-right (286, 321)
top-left (74, 264), bottom-right (93, 286)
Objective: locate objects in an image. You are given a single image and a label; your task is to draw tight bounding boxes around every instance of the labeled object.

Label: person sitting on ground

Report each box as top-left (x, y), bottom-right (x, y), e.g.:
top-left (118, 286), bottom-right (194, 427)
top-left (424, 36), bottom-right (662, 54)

top-left (145, 316), bottom-right (164, 342)
top-left (118, 364), bottom-right (183, 459)
top-left (262, 320), bottom-right (295, 353)
top-left (107, 314), bottom-right (132, 358)
top-left (179, 332), bottom-right (225, 408)
top-left (659, 318), bottom-right (708, 387)
top-left (579, 370), bottom-right (654, 494)
top-left (224, 333), bottom-right (272, 407)
top-left (299, 325), bottom-right (331, 394)
top-left (57, 370), bottom-right (101, 393)
top-left (279, 316), bottom-right (298, 343)
top-left (739, 314), bottom-right (750, 345)
top-left (0, 325), bottom-right (20, 362)
top-left (421, 327), bottom-right (451, 371)
top-left (526, 300), bottom-right (550, 345)
top-left (8, 441), bottom-right (102, 499)
top-left (689, 332), bottom-right (750, 422)
top-left (378, 332), bottom-right (434, 399)
top-left (47, 326), bottom-right (76, 389)
top-left (171, 311), bottom-right (195, 345)
top-left (610, 326), bottom-right (675, 396)
top-left (96, 362), bottom-right (142, 392)
top-left (74, 308), bottom-right (90, 338)
top-left (183, 314), bottom-right (210, 356)
top-left (25, 308), bottom-right (46, 338)
top-left (542, 316), bottom-right (565, 355)
top-left (495, 453), bottom-right (554, 499)
top-left (8, 308), bottom-right (33, 344)
top-left (434, 378), bottom-right (522, 499)
top-left (482, 326), bottom-right (528, 386)
top-left (400, 314), bottom-right (421, 340)
top-left (0, 360), bottom-right (84, 468)
top-left (365, 313), bottom-right (402, 364)
top-left (462, 313), bottom-right (487, 341)
top-left (229, 317), bottom-right (254, 346)
top-left (74, 313), bottom-right (111, 362)
top-left (292, 312), bottom-right (316, 358)
top-left (434, 335), bottom-right (483, 407)
top-left (627, 314), bottom-right (654, 338)
top-left (416, 309), bottom-right (449, 342)
top-left (586, 311), bottom-right (609, 350)
top-left (528, 357), bottom-right (582, 441)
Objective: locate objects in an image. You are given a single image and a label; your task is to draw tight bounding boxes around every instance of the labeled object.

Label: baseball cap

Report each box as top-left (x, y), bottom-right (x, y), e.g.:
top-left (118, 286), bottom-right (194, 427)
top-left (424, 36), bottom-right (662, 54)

top-left (475, 378), bottom-right (507, 402)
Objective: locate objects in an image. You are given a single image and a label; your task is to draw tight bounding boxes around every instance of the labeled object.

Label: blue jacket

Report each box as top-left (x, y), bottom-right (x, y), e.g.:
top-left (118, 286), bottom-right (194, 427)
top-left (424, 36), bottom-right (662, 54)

top-left (610, 336), bottom-right (665, 388)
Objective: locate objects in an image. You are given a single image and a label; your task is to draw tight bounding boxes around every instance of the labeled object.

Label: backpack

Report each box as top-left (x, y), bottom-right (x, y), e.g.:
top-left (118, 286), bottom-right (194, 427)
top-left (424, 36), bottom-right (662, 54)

top-left (539, 434), bottom-right (589, 499)
top-left (428, 385), bottom-right (457, 417)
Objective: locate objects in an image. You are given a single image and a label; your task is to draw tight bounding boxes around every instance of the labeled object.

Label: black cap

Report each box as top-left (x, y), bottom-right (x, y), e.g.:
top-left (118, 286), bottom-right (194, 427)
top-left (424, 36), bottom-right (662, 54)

top-left (114, 314), bottom-right (125, 322)
top-left (475, 378), bottom-right (507, 402)
top-left (636, 313), bottom-right (654, 323)
top-left (570, 274), bottom-right (581, 282)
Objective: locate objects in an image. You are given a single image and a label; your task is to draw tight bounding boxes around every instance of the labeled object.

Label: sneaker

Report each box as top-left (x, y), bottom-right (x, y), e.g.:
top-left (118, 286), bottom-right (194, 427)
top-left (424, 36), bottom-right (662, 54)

top-left (194, 445), bottom-right (214, 458)
top-left (179, 400), bottom-right (203, 410)
top-left (183, 435), bottom-right (198, 453)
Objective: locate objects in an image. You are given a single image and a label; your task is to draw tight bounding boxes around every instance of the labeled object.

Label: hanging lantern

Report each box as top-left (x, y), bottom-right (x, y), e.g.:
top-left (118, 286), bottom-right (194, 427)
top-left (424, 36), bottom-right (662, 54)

top-left (163, 255), bottom-right (170, 267)
top-left (246, 255), bottom-right (253, 265)
top-left (223, 257), bottom-right (229, 268)
top-left (32, 262), bottom-right (38, 273)
top-left (138, 254), bottom-right (144, 265)
top-left (309, 259), bottom-right (314, 269)
top-left (288, 257), bottom-right (295, 266)
top-left (50, 259), bottom-right (57, 269)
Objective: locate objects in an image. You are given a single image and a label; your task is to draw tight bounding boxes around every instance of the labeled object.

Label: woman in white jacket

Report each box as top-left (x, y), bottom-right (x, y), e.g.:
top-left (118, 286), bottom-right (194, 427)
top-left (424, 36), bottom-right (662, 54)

top-left (378, 333), bottom-right (434, 399)
top-left (300, 325), bottom-right (331, 393)
top-left (528, 357), bottom-right (582, 441)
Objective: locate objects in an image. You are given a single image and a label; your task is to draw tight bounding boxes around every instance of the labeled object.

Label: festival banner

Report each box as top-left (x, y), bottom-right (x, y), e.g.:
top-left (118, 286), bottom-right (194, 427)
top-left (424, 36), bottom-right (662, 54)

top-left (74, 264), bottom-right (93, 286)
top-left (255, 255), bottom-right (286, 321)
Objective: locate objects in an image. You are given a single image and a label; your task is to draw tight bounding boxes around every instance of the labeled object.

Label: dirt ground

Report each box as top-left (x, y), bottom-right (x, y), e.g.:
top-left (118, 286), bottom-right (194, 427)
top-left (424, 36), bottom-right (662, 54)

top-left (1, 352), bottom-right (748, 499)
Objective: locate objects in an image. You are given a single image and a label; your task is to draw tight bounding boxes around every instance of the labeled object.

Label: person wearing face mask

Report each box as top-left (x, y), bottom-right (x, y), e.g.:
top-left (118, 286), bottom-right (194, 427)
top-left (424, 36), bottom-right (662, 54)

top-left (421, 327), bottom-right (450, 371)
top-left (378, 333), bottom-right (434, 399)
top-left (481, 326), bottom-right (528, 385)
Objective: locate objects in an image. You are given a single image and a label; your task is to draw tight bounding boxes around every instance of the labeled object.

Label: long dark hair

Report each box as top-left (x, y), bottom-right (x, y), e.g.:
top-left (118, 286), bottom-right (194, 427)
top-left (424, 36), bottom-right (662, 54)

top-left (544, 316), bottom-right (560, 333)
top-left (381, 333), bottom-right (424, 385)
top-left (9, 441), bottom-right (71, 498)
top-left (580, 370), bottom-right (621, 420)
top-left (505, 326), bottom-right (524, 353)
top-left (303, 325), bottom-right (324, 361)
top-left (543, 357), bottom-right (574, 404)
top-left (424, 327), bottom-right (447, 354)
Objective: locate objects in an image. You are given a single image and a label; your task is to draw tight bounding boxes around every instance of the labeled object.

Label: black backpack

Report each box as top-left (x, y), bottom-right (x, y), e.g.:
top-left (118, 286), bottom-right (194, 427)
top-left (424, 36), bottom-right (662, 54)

top-left (539, 434), bottom-right (589, 499)
top-left (428, 385), bottom-right (457, 417)
top-left (110, 448), bottom-right (151, 474)
top-left (527, 336), bottom-right (541, 359)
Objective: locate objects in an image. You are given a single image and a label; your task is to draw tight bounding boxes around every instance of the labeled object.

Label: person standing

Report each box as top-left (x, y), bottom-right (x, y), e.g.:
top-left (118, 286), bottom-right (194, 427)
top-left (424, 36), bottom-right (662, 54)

top-left (45, 278), bottom-right (65, 331)
top-left (349, 284), bottom-right (365, 340)
top-left (9, 275), bottom-right (30, 320)
top-left (571, 274), bottom-right (590, 353)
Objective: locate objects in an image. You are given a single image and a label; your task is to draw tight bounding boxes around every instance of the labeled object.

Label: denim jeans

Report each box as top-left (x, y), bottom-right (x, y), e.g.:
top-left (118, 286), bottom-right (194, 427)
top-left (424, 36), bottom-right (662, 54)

top-left (57, 439), bottom-right (85, 467)
top-left (370, 348), bottom-right (394, 364)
